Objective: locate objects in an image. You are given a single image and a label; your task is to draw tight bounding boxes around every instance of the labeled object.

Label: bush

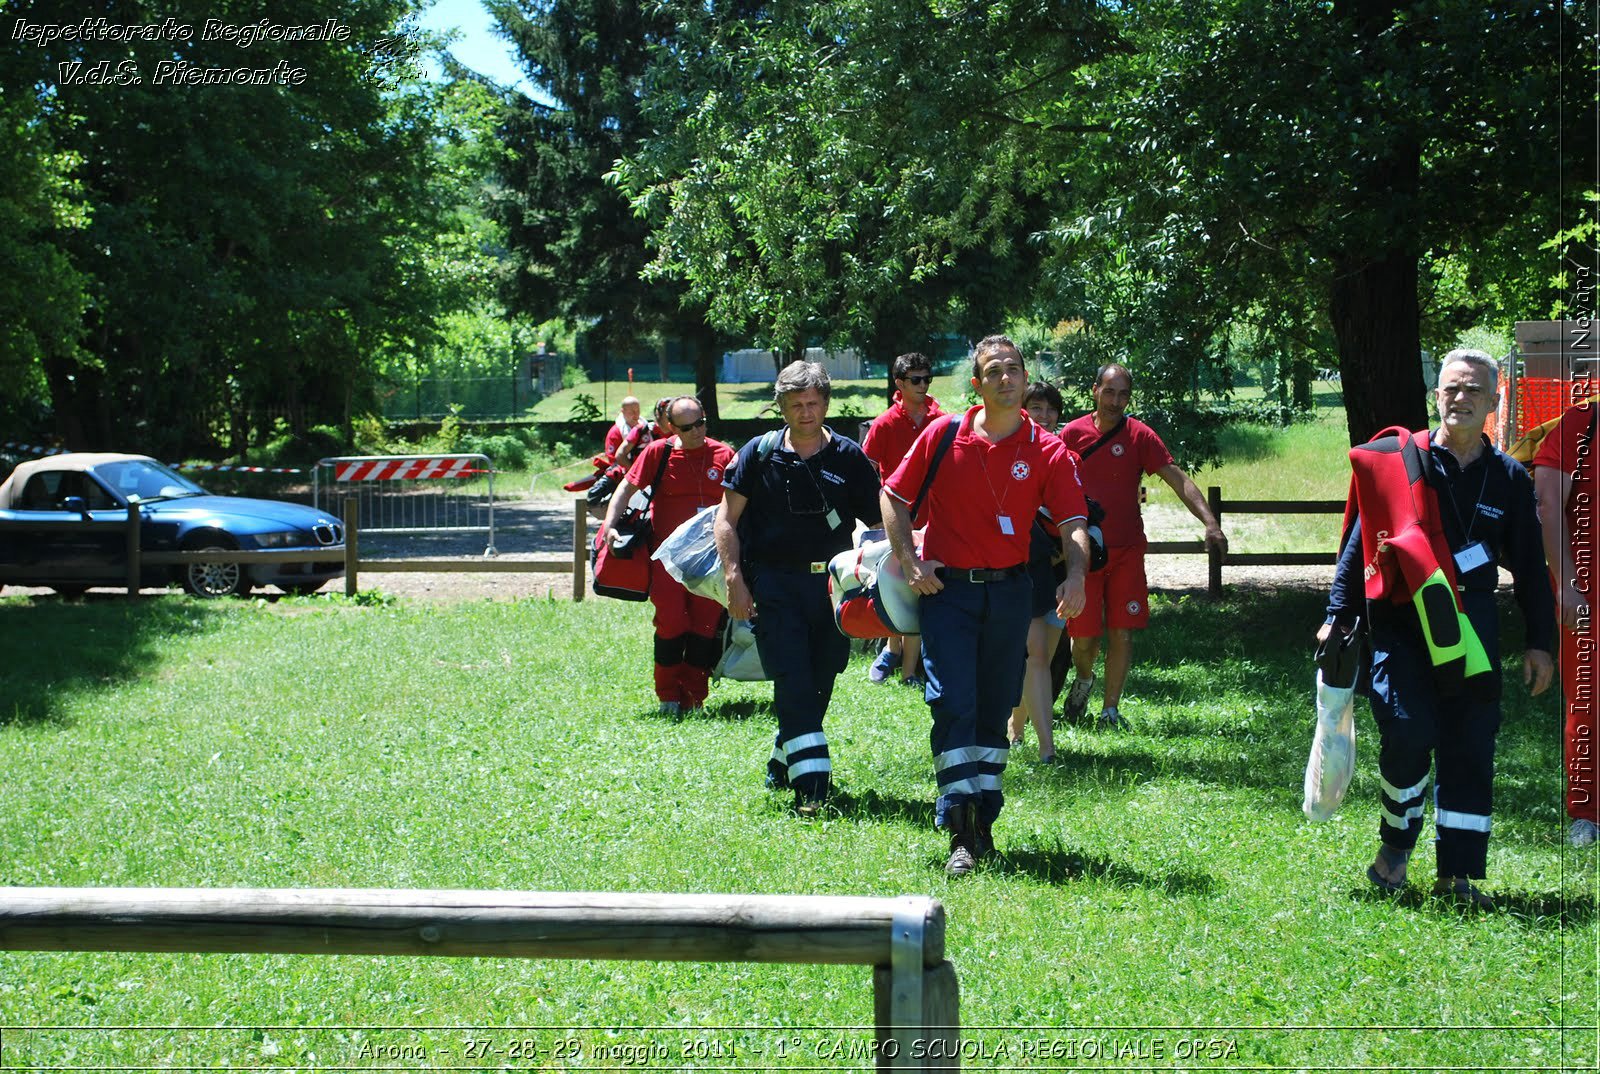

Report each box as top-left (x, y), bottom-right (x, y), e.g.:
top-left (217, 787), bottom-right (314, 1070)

top-left (254, 423), bottom-right (345, 466)
top-left (561, 361), bottom-right (590, 389)
top-left (460, 432), bottom-right (530, 470)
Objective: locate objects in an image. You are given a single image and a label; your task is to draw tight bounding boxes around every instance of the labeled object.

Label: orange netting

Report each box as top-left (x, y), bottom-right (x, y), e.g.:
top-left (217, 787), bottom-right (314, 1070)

top-left (1517, 376), bottom-right (1591, 438)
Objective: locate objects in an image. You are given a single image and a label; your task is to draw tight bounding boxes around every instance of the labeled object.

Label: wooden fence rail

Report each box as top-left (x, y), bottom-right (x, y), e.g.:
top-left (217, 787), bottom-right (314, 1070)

top-left (0, 887), bottom-right (958, 1070)
top-left (4, 489), bottom-right (1342, 602)
top-left (1144, 487), bottom-right (1344, 597)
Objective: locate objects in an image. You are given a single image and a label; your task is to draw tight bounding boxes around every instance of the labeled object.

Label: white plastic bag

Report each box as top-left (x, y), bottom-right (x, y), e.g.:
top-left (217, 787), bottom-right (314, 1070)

top-left (653, 504), bottom-right (726, 605)
top-left (714, 617), bottom-right (767, 681)
top-left (1302, 671), bottom-right (1357, 821)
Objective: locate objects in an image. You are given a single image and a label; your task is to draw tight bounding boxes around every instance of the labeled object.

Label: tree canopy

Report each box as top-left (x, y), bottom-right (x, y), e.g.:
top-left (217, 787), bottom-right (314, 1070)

top-left (619, 0), bottom-right (1594, 442)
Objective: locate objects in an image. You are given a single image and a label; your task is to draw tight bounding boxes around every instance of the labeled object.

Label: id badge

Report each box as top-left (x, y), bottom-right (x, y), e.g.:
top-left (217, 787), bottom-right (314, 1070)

top-left (998, 515), bottom-right (1014, 536)
top-left (826, 507), bottom-right (842, 530)
top-left (1454, 541), bottom-right (1490, 574)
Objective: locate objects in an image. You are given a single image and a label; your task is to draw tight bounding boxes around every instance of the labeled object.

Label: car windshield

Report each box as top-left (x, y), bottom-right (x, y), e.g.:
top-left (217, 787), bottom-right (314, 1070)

top-left (92, 460), bottom-right (208, 503)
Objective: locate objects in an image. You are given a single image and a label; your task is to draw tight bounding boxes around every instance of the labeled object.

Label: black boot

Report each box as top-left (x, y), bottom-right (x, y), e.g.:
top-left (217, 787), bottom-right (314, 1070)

top-left (945, 801), bottom-right (980, 876)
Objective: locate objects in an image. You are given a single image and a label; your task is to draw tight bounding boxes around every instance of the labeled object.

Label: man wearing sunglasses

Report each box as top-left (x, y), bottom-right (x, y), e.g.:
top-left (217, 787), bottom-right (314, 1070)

top-left (716, 361), bottom-right (883, 815)
top-left (862, 353), bottom-right (945, 687)
top-left (882, 335), bottom-right (1091, 875)
top-left (603, 396), bottom-right (735, 715)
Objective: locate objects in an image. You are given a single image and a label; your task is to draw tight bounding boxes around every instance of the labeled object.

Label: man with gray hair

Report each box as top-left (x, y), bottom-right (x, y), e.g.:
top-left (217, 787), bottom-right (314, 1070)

top-left (716, 360), bottom-right (883, 815)
top-left (1322, 348), bottom-right (1553, 908)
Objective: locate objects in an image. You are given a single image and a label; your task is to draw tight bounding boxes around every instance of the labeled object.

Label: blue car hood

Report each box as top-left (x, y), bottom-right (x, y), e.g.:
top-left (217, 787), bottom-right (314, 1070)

top-left (143, 495), bottom-right (338, 532)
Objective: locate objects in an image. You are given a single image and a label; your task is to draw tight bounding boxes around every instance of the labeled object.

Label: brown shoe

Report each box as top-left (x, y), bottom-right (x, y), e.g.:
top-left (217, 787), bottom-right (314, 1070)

top-left (1432, 876), bottom-right (1495, 912)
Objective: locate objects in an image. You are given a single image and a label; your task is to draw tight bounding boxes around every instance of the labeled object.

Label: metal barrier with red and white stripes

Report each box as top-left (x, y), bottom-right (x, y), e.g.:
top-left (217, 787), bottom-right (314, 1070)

top-left (313, 454), bottom-right (497, 554)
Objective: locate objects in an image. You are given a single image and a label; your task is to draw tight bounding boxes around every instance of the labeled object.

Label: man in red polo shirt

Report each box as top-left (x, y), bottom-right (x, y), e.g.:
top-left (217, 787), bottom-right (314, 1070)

top-left (1057, 363), bottom-right (1227, 729)
top-left (862, 351), bottom-right (944, 686)
top-left (1531, 396), bottom-right (1599, 848)
top-left (881, 335), bottom-right (1090, 875)
top-left (601, 396), bottom-right (735, 715)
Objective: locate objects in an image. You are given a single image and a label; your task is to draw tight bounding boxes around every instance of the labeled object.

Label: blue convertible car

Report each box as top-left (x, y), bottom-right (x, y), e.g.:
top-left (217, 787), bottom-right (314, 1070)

top-left (0, 453), bottom-right (344, 597)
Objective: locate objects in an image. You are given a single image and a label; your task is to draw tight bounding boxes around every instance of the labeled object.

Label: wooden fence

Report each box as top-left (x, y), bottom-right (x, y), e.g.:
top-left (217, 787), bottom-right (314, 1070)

top-left (0, 499), bottom-right (591, 601)
top-left (2, 489), bottom-right (1343, 602)
top-left (0, 887), bottom-right (959, 1070)
top-left (1146, 487), bottom-right (1343, 597)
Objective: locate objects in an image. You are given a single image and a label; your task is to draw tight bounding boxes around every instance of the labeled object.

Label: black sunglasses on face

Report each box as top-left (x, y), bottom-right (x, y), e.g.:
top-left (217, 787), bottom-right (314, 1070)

top-left (674, 416), bottom-right (708, 432)
top-left (901, 374), bottom-right (933, 386)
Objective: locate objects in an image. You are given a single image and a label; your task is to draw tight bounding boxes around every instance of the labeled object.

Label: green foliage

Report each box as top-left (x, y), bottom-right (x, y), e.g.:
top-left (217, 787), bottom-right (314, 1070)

top-left (560, 361), bottom-right (590, 390)
top-left (458, 431), bottom-right (530, 470)
top-left (488, 0), bottom-right (711, 358)
top-left (252, 423), bottom-right (346, 467)
top-left (568, 392), bottom-right (602, 421)
top-left (1, 0), bottom-right (451, 456)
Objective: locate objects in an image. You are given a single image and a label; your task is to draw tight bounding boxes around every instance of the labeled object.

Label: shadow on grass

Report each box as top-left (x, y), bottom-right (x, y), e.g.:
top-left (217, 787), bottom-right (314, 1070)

top-left (992, 841), bottom-right (1218, 895)
top-left (1080, 587), bottom-right (1567, 826)
top-left (640, 698), bottom-right (772, 722)
top-left (829, 787), bottom-right (936, 828)
top-left (0, 594), bottom-right (227, 727)
top-left (1348, 883), bottom-right (1596, 928)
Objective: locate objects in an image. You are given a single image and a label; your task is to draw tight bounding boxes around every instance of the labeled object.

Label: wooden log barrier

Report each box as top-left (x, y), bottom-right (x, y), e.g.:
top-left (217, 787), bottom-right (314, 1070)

top-left (0, 888), bottom-right (959, 1071)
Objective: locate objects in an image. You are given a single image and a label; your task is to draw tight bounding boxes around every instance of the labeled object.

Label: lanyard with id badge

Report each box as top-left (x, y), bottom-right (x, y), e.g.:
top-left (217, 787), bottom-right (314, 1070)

top-left (1441, 460), bottom-right (1493, 577)
top-left (786, 451), bottom-right (843, 531)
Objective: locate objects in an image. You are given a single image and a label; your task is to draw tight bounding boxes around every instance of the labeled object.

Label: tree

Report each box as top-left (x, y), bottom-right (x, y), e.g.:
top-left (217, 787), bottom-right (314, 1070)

top-left (487, 0), bottom-right (725, 417)
top-left (1, 0), bottom-right (445, 455)
top-left (623, 0), bottom-right (1594, 444)
top-left (618, 0), bottom-right (1116, 362)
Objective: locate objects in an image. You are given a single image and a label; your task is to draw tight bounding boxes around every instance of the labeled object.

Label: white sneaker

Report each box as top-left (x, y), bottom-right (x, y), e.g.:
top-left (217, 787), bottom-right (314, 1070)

top-left (1569, 818), bottom-right (1599, 848)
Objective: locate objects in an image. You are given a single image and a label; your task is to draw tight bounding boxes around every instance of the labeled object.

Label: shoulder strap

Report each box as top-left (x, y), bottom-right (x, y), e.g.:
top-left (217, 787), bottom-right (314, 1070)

top-left (909, 417), bottom-right (960, 520)
top-left (1078, 416), bottom-right (1126, 461)
top-left (641, 440), bottom-right (672, 504)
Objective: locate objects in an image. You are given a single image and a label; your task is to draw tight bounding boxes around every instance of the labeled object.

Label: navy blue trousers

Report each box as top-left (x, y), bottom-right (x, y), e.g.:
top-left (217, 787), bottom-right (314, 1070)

top-left (752, 566), bottom-right (850, 797)
top-left (1368, 592), bottom-right (1502, 879)
top-left (920, 573), bottom-right (1031, 828)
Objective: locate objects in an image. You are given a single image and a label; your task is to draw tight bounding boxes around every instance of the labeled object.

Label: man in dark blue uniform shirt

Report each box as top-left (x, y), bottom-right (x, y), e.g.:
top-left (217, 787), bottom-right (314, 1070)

top-left (1323, 349), bottom-right (1554, 909)
top-left (715, 361), bottom-right (882, 815)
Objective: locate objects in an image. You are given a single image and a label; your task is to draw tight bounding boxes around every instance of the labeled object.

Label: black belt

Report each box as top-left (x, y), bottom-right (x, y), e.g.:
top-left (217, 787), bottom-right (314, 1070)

top-left (937, 564), bottom-right (1027, 583)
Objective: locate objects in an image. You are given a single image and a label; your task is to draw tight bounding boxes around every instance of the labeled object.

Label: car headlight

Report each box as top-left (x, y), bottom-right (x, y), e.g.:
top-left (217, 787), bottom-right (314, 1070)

top-left (252, 531), bottom-right (303, 548)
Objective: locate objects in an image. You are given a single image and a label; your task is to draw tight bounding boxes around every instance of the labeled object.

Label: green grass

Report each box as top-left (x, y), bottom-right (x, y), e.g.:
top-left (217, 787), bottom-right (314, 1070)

top-left (0, 588), bottom-right (1593, 1070)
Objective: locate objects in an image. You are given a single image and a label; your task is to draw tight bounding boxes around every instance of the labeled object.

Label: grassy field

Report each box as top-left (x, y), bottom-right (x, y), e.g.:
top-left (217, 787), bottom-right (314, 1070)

top-left (0, 586), bottom-right (1593, 1070)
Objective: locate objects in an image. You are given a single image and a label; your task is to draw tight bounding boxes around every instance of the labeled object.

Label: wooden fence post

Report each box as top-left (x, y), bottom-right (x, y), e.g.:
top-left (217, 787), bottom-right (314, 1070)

top-left (343, 497), bottom-right (359, 597)
top-left (1207, 485), bottom-right (1223, 598)
top-left (572, 496), bottom-right (587, 602)
top-left (124, 503), bottom-right (141, 597)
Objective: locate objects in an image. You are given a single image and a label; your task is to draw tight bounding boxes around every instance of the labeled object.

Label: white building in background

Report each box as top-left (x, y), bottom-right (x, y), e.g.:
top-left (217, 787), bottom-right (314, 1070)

top-left (720, 347), bottom-right (865, 384)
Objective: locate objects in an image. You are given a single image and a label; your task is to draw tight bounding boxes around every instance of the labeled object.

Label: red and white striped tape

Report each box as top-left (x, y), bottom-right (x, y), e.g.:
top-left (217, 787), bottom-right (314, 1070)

top-left (174, 463), bottom-right (305, 474)
top-left (333, 457), bottom-right (484, 482)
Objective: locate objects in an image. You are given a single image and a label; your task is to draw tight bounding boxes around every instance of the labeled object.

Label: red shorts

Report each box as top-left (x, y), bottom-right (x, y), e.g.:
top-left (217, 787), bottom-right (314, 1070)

top-left (1068, 544), bottom-right (1150, 637)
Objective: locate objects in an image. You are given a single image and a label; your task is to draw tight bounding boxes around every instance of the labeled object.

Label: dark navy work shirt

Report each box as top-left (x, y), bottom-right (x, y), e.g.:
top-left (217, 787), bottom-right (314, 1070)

top-left (723, 427), bottom-right (882, 567)
top-left (1328, 431), bottom-right (1554, 654)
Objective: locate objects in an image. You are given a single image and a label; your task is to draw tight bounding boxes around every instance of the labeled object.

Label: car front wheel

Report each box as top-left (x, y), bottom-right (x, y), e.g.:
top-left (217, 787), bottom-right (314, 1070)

top-left (182, 538), bottom-right (250, 598)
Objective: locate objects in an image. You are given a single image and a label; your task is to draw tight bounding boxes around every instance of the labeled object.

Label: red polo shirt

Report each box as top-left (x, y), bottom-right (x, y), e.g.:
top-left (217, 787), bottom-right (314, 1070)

top-left (863, 392), bottom-right (944, 477)
top-left (626, 436), bottom-right (735, 543)
top-left (885, 407), bottom-right (1087, 569)
top-left (1530, 400), bottom-right (1597, 558)
top-left (1058, 413), bottom-right (1173, 547)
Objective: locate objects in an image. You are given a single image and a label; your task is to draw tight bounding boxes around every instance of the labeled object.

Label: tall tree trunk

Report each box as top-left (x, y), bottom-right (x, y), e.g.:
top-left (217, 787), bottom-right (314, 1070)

top-left (1329, 249), bottom-right (1429, 444)
top-left (688, 321), bottom-right (721, 423)
top-left (1328, 0), bottom-right (1427, 445)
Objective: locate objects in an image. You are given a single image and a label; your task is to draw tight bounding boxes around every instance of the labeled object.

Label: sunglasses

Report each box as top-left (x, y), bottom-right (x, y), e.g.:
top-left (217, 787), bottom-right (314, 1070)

top-left (901, 374), bottom-right (933, 386)
top-left (673, 416), bottom-right (708, 433)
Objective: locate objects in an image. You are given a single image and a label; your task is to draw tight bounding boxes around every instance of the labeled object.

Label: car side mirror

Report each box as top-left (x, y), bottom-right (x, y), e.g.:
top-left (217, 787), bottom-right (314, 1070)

top-left (62, 496), bottom-right (90, 516)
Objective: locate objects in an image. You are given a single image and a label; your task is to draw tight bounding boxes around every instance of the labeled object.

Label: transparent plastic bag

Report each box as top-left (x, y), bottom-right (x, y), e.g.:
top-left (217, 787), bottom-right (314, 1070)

top-left (652, 505), bottom-right (726, 605)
